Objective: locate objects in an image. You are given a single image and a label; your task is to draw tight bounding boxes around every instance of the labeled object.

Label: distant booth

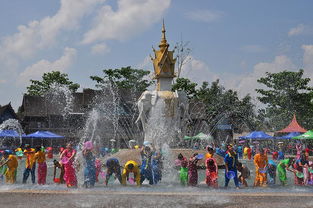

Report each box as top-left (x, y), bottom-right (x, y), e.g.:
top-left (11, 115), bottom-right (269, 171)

top-left (24, 131), bottom-right (65, 148)
top-left (276, 114), bottom-right (307, 135)
top-left (183, 132), bottom-right (213, 149)
top-left (275, 114), bottom-right (307, 154)
top-left (239, 131), bottom-right (274, 147)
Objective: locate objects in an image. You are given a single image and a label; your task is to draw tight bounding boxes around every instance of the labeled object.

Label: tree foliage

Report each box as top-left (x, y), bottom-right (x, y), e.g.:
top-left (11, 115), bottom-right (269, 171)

top-left (256, 69), bottom-right (313, 130)
top-left (172, 77), bottom-right (197, 97)
top-left (196, 80), bottom-right (257, 132)
top-left (90, 66), bottom-right (153, 93)
top-left (26, 71), bottom-right (80, 96)
top-left (173, 78), bottom-right (257, 134)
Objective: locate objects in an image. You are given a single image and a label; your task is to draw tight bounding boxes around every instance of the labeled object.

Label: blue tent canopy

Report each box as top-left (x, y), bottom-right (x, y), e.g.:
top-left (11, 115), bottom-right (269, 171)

top-left (239, 131), bottom-right (273, 140)
top-left (279, 132), bottom-right (301, 139)
top-left (25, 131), bottom-right (64, 139)
top-left (42, 131), bottom-right (64, 138)
top-left (0, 130), bottom-right (24, 138)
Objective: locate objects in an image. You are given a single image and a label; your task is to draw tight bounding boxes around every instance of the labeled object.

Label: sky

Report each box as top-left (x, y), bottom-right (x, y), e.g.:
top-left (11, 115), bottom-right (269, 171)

top-left (1, 0), bottom-right (313, 110)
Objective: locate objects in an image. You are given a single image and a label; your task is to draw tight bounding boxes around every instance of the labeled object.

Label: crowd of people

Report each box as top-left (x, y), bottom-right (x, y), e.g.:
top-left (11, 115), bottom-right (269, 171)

top-left (0, 142), bottom-right (163, 188)
top-left (175, 142), bottom-right (313, 188)
top-left (0, 141), bottom-right (313, 189)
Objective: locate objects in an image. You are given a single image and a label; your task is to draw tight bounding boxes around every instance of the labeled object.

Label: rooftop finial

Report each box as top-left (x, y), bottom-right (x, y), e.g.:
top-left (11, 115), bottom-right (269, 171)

top-left (159, 19), bottom-right (168, 49)
top-left (162, 19), bottom-right (166, 40)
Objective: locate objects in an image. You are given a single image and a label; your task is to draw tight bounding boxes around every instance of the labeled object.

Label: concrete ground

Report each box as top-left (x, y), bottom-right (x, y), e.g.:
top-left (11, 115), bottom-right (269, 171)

top-left (0, 187), bottom-right (312, 208)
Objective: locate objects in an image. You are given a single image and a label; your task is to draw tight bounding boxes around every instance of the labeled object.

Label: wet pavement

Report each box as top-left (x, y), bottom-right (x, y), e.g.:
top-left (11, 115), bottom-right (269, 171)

top-left (0, 187), bottom-right (312, 208)
top-left (1, 156), bottom-right (312, 207)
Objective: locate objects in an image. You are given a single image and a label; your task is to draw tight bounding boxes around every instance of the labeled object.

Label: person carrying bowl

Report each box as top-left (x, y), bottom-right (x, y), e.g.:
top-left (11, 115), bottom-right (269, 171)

top-left (254, 148), bottom-right (268, 187)
top-left (224, 144), bottom-right (239, 189)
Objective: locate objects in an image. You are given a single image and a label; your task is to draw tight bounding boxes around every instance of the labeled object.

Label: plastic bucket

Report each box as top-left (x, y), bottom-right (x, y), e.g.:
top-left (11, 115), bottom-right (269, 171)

top-left (84, 141), bottom-right (93, 150)
top-left (128, 177), bottom-right (135, 185)
top-left (296, 172), bottom-right (304, 178)
top-left (54, 178), bottom-right (60, 183)
top-left (16, 151), bottom-right (23, 157)
top-left (259, 168), bottom-right (267, 173)
top-left (100, 171), bottom-right (106, 179)
top-left (226, 171), bottom-right (235, 179)
top-left (196, 154), bottom-right (204, 160)
top-left (61, 157), bottom-right (69, 165)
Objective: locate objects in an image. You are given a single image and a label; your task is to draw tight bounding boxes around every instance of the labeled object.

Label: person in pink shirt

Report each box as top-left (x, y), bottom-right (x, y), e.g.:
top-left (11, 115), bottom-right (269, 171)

top-left (60, 143), bottom-right (77, 188)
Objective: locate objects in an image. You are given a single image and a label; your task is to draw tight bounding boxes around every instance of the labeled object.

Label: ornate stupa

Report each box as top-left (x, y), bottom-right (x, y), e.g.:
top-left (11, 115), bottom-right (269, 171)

top-left (136, 21), bottom-right (188, 146)
top-left (151, 21), bottom-right (176, 91)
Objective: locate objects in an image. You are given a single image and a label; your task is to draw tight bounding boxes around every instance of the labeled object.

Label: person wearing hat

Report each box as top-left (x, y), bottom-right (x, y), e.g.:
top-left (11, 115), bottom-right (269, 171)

top-left (23, 144), bottom-right (36, 184)
top-left (224, 144), bottom-right (239, 189)
top-left (0, 150), bottom-right (18, 184)
top-left (253, 148), bottom-right (268, 187)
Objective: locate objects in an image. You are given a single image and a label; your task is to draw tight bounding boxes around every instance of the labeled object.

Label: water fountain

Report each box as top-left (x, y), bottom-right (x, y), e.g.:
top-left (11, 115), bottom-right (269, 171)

top-left (135, 22), bottom-right (190, 183)
top-left (136, 21), bottom-right (189, 148)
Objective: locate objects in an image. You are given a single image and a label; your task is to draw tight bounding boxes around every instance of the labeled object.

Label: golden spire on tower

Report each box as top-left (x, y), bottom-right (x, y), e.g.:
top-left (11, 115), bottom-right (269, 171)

top-left (151, 20), bottom-right (176, 90)
top-left (159, 20), bottom-right (169, 51)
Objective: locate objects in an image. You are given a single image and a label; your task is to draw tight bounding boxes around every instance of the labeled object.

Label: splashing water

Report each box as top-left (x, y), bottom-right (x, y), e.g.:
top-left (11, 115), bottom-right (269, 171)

top-left (142, 93), bottom-right (186, 183)
top-left (0, 119), bottom-right (24, 146)
top-left (44, 83), bottom-right (74, 117)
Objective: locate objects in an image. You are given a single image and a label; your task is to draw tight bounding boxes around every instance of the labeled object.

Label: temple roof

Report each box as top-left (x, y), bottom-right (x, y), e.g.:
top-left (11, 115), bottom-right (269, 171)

top-left (276, 114), bottom-right (307, 133)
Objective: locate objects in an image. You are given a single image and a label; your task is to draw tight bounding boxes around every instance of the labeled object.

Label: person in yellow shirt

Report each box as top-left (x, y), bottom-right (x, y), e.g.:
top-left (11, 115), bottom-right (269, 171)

top-left (34, 146), bottom-right (47, 185)
top-left (122, 160), bottom-right (140, 186)
top-left (0, 151), bottom-right (18, 184)
top-left (23, 144), bottom-right (36, 184)
top-left (243, 146), bottom-right (249, 159)
top-left (254, 148), bottom-right (268, 187)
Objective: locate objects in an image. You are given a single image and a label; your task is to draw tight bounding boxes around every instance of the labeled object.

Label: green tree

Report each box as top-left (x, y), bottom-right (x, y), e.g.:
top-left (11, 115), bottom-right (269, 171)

top-left (172, 77), bottom-right (197, 97)
top-left (90, 66), bottom-right (153, 93)
top-left (256, 69), bottom-right (313, 130)
top-left (172, 78), bottom-right (257, 135)
top-left (26, 71), bottom-right (80, 96)
top-left (196, 80), bottom-right (257, 133)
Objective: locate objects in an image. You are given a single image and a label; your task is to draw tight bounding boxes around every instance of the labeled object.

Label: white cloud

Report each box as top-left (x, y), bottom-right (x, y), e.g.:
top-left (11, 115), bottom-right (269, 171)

top-left (302, 44), bottom-right (313, 80)
top-left (180, 56), bottom-right (218, 85)
top-left (91, 43), bottom-right (111, 54)
top-left (18, 47), bottom-right (77, 85)
top-left (0, 0), bottom-right (104, 61)
top-left (302, 45), bottom-right (313, 70)
top-left (185, 10), bottom-right (224, 23)
top-left (241, 45), bottom-right (266, 53)
top-left (288, 24), bottom-right (313, 36)
top-left (82, 0), bottom-right (171, 44)
top-left (180, 55), bottom-right (296, 100)
top-left (225, 55), bottom-right (296, 100)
